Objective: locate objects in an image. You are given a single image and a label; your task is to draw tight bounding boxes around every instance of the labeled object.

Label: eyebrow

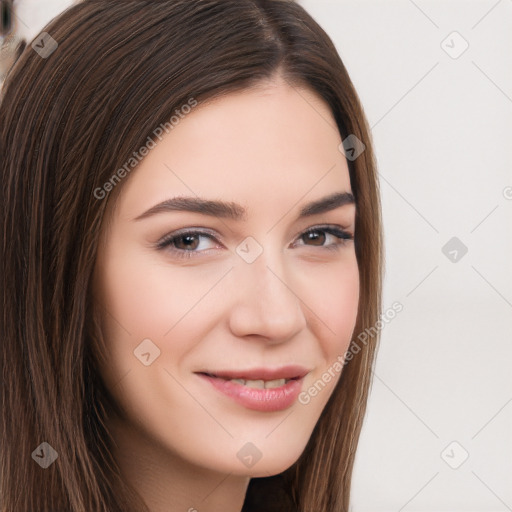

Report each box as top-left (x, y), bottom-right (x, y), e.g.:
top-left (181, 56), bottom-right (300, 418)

top-left (133, 191), bottom-right (355, 222)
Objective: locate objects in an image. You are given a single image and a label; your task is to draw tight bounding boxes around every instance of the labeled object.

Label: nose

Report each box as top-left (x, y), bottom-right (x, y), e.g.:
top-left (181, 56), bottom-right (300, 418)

top-left (227, 248), bottom-right (307, 343)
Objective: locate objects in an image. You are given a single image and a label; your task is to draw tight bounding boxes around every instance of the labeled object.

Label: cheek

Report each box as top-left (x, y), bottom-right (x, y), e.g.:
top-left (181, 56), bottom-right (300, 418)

top-left (301, 254), bottom-right (360, 357)
top-left (94, 244), bottom-right (231, 391)
top-left (98, 247), bottom-right (215, 340)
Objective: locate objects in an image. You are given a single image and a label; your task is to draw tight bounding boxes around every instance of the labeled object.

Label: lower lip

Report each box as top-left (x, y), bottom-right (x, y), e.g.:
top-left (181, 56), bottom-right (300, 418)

top-left (196, 373), bottom-right (303, 412)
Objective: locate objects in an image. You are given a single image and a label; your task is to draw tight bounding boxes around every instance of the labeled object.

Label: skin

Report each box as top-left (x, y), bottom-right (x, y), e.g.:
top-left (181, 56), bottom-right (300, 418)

top-left (92, 75), bottom-right (360, 512)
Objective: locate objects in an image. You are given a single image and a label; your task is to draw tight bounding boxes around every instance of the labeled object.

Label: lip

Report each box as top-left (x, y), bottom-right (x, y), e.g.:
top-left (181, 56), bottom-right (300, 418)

top-left (194, 364), bottom-right (310, 381)
top-left (196, 373), bottom-right (306, 412)
top-left (194, 365), bottom-right (311, 412)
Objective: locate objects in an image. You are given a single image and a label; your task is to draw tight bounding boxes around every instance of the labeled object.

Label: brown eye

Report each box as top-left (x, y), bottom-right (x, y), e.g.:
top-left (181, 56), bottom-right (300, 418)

top-left (301, 230), bottom-right (326, 246)
top-left (156, 230), bottom-right (220, 259)
top-left (296, 226), bottom-right (353, 250)
top-left (173, 234), bottom-right (201, 251)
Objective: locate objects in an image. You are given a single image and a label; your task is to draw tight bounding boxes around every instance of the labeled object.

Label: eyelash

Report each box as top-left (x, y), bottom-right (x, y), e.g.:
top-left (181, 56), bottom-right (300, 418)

top-left (155, 225), bottom-right (354, 260)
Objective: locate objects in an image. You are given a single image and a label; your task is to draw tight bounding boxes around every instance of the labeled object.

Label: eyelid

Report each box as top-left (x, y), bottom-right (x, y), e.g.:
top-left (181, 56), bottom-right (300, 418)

top-left (156, 226), bottom-right (219, 246)
top-left (294, 224), bottom-right (354, 242)
top-left (155, 224), bottom-right (354, 259)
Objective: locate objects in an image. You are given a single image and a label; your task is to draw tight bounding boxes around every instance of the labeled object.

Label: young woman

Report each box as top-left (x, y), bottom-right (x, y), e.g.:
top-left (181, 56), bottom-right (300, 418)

top-left (0, 1), bottom-right (383, 511)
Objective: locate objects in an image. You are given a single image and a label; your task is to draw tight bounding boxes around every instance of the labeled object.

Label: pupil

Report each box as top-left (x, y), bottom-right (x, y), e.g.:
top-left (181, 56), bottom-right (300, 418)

top-left (306, 231), bottom-right (324, 246)
top-left (178, 235), bottom-right (198, 250)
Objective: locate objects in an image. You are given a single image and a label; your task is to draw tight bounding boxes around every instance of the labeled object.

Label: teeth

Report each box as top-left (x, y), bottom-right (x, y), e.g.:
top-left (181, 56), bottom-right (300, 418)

top-left (228, 378), bottom-right (287, 389)
top-left (244, 379), bottom-right (265, 389)
top-left (264, 378), bottom-right (287, 389)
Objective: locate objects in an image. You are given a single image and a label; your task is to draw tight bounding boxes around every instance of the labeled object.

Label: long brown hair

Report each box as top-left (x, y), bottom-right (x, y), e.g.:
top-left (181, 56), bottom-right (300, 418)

top-left (0, 1), bottom-right (383, 510)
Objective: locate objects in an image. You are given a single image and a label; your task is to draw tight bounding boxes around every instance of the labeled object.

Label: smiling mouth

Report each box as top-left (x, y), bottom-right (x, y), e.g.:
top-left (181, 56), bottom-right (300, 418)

top-left (197, 372), bottom-right (300, 389)
top-left (194, 366), bottom-right (309, 411)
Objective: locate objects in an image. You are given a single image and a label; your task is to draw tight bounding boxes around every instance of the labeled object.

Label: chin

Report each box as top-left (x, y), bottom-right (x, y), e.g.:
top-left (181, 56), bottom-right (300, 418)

top-left (232, 442), bottom-right (306, 478)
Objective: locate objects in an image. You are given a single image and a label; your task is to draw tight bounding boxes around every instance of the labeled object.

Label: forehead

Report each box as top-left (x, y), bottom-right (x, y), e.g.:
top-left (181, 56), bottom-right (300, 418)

top-left (113, 81), bottom-right (352, 221)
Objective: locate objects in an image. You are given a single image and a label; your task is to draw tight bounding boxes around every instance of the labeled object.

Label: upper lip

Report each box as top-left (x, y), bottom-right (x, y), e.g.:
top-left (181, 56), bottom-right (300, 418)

top-left (195, 365), bottom-right (310, 381)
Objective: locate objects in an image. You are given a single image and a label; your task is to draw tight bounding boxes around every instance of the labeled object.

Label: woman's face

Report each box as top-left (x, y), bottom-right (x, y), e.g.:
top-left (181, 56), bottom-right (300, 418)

top-left (93, 79), bottom-right (359, 477)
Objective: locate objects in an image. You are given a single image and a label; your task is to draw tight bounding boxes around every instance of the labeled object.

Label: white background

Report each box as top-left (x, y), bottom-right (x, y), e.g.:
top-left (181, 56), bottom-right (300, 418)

top-left (4, 1), bottom-right (512, 510)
